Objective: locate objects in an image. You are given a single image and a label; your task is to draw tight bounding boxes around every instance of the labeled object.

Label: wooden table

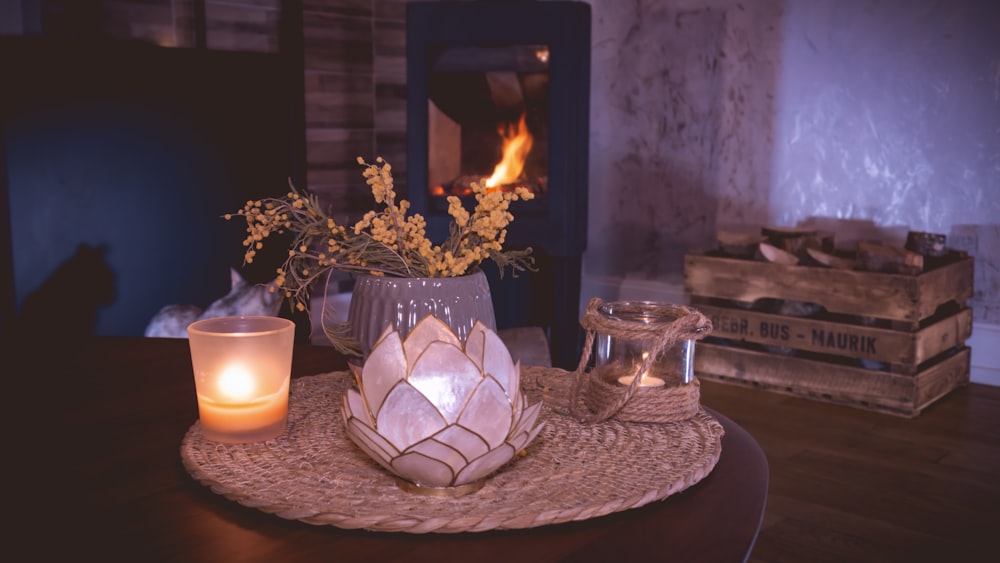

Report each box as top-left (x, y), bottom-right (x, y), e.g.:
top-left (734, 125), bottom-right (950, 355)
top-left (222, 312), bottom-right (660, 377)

top-left (9, 337), bottom-right (767, 562)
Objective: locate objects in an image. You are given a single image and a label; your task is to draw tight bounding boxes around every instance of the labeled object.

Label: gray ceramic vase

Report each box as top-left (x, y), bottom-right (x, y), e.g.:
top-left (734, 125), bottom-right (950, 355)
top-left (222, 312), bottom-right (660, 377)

top-left (347, 269), bottom-right (497, 358)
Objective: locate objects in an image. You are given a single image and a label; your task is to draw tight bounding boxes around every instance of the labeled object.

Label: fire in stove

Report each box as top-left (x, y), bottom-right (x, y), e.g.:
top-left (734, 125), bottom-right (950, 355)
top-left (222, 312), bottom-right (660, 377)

top-left (485, 112), bottom-right (535, 190)
top-left (431, 112), bottom-right (546, 197)
top-left (424, 43), bottom-right (550, 203)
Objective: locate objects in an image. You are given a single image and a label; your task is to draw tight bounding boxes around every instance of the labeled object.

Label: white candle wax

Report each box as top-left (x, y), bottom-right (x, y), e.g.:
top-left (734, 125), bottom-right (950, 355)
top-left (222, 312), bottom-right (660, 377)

top-left (197, 377), bottom-right (289, 443)
top-left (616, 352), bottom-right (666, 387)
top-left (617, 372), bottom-right (666, 387)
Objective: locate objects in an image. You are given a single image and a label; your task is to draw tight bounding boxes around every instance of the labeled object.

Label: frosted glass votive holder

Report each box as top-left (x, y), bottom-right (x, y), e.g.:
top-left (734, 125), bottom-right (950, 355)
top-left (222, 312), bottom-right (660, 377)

top-left (187, 316), bottom-right (295, 443)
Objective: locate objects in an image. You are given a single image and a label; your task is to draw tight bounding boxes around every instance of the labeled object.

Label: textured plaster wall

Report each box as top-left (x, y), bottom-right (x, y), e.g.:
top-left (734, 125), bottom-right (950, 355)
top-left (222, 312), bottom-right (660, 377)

top-left (584, 0), bottom-right (1000, 323)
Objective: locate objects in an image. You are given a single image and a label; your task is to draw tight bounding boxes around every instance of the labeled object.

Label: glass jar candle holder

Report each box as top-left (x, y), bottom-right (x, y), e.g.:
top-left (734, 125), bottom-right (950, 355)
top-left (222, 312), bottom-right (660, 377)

top-left (593, 301), bottom-right (696, 387)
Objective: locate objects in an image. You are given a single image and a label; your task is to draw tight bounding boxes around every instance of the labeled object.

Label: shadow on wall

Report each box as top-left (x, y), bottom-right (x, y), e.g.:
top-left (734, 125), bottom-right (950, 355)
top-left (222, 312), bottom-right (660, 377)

top-left (950, 224), bottom-right (1000, 324)
top-left (9, 243), bottom-right (117, 341)
top-left (3, 239), bottom-right (312, 345)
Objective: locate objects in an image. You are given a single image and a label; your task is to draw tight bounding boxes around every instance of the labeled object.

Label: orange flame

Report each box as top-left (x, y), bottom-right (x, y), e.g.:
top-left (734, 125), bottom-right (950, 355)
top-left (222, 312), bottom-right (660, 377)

top-left (484, 113), bottom-right (533, 189)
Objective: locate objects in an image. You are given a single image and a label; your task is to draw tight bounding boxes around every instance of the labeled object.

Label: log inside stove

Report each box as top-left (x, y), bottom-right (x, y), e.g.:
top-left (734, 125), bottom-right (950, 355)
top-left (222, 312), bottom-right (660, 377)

top-left (431, 175), bottom-right (548, 198)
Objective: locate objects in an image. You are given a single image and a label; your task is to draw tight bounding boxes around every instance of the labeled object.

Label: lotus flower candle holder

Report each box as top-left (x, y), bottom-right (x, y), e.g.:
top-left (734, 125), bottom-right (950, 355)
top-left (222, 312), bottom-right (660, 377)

top-left (341, 315), bottom-right (544, 495)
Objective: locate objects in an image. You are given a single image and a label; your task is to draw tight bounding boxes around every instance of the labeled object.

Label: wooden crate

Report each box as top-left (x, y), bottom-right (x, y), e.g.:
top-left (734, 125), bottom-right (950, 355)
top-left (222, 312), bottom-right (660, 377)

top-left (684, 251), bottom-right (974, 417)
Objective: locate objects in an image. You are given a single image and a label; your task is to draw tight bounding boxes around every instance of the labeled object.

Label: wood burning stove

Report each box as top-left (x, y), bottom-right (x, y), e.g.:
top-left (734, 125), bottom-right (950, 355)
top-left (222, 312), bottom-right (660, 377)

top-left (406, 1), bottom-right (591, 369)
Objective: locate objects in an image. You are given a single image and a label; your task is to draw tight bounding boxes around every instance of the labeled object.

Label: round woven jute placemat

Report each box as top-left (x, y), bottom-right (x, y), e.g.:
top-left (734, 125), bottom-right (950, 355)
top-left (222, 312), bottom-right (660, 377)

top-left (180, 366), bottom-right (725, 534)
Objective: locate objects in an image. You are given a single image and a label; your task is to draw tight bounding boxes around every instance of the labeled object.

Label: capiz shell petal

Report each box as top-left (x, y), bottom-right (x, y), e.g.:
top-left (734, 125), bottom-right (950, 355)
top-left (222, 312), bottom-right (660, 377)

top-left (402, 315), bottom-right (462, 370)
top-left (478, 322), bottom-right (518, 398)
top-left (377, 382), bottom-right (447, 450)
top-left (508, 400), bottom-right (545, 452)
top-left (511, 372), bottom-right (525, 422)
top-left (344, 386), bottom-right (375, 427)
top-left (392, 451), bottom-right (457, 488)
top-left (361, 328), bottom-right (407, 415)
top-left (407, 436), bottom-right (467, 476)
top-left (345, 418), bottom-right (397, 472)
top-left (343, 398), bottom-right (399, 472)
top-left (463, 322), bottom-right (488, 373)
top-left (433, 423), bottom-right (490, 462)
top-left (370, 322), bottom-right (398, 350)
top-left (459, 377), bottom-right (515, 449)
top-left (454, 443), bottom-right (516, 485)
top-left (408, 340), bottom-right (482, 424)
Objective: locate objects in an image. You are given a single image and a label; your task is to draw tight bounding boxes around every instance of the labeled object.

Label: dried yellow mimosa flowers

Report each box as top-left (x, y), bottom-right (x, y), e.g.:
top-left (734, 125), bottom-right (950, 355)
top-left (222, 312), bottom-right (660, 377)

top-left (226, 157), bottom-right (535, 353)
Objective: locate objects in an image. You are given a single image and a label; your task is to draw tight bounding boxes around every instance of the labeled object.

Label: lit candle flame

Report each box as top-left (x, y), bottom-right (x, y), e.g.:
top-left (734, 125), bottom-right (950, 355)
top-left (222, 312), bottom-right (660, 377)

top-left (617, 352), bottom-right (666, 387)
top-left (218, 365), bottom-right (257, 402)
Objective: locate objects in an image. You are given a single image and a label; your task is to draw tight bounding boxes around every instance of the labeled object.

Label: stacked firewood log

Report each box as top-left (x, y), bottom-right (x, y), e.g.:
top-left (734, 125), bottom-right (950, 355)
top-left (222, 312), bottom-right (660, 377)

top-left (715, 227), bottom-right (953, 275)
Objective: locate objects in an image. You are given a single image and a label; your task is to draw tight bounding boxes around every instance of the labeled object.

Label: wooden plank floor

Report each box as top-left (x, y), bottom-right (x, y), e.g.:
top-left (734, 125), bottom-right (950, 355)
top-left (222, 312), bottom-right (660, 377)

top-left (698, 379), bottom-right (1000, 563)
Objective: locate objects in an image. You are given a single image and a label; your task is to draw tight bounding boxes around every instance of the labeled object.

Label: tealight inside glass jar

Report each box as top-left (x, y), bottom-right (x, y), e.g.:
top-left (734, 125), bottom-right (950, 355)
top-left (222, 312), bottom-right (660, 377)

top-left (594, 301), bottom-right (696, 387)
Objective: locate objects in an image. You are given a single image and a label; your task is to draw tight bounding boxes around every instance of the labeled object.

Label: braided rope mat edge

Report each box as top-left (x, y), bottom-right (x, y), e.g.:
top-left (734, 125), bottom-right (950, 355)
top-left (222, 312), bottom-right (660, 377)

top-left (180, 366), bottom-right (725, 534)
